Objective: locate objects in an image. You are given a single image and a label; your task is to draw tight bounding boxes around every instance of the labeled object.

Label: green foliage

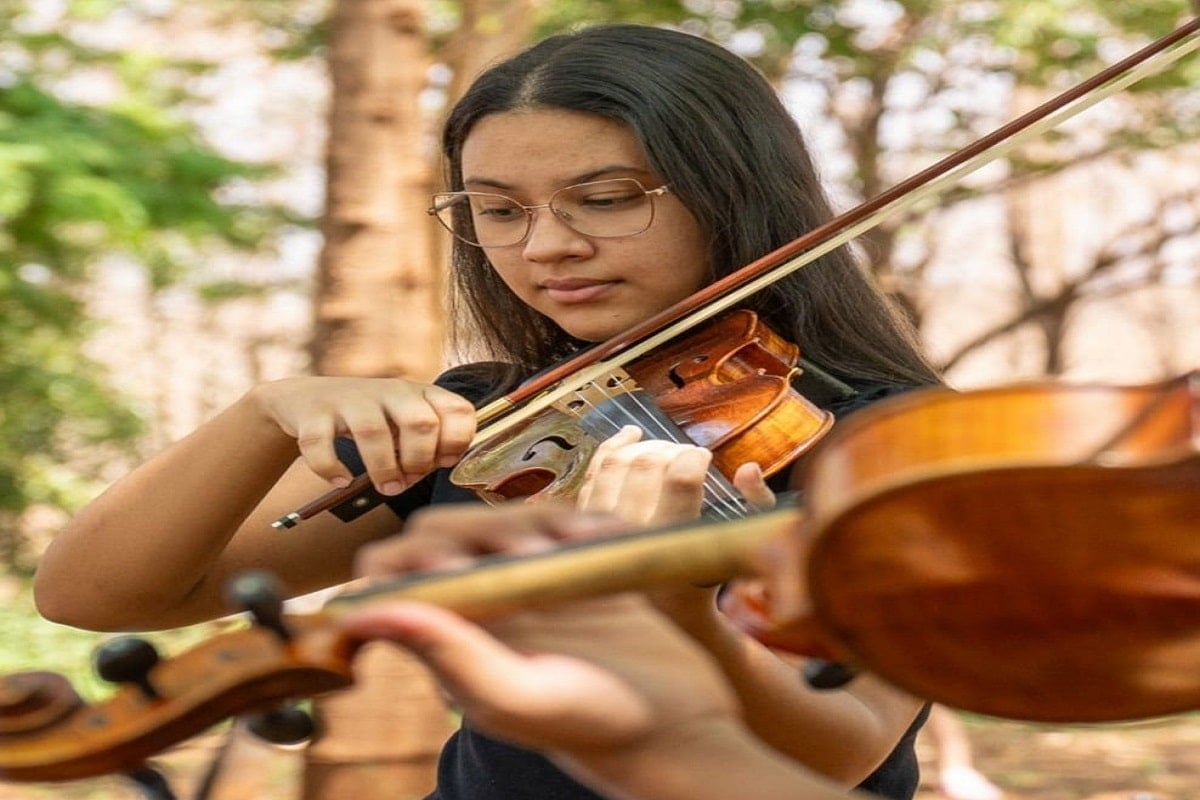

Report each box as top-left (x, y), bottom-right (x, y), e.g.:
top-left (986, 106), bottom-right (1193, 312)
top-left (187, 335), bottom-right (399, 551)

top-left (532, 0), bottom-right (819, 79)
top-left (531, 0), bottom-right (1196, 108)
top-left (0, 1), bottom-right (294, 564)
top-left (3, 81), bottom-right (270, 265)
top-left (0, 582), bottom-right (234, 702)
top-left (0, 80), bottom-right (158, 530)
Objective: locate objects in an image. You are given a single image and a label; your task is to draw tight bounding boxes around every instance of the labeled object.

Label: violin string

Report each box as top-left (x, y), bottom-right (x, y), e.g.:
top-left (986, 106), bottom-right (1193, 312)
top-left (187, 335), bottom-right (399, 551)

top-left (583, 383), bottom-right (745, 518)
top-left (566, 390), bottom-right (742, 515)
top-left (578, 379), bottom-right (749, 519)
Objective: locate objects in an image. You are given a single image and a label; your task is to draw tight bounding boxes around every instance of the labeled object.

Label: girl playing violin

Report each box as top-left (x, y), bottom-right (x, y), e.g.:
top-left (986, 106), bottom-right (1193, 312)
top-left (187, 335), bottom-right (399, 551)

top-left (35, 23), bottom-right (937, 800)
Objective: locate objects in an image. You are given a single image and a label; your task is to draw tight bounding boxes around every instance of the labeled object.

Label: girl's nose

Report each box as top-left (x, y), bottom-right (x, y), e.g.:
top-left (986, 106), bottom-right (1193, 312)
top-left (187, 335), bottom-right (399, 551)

top-left (521, 208), bottom-right (594, 261)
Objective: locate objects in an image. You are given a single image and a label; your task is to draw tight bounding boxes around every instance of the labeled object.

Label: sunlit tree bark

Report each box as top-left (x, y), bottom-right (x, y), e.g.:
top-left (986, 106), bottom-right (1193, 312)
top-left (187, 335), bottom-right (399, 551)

top-left (304, 2), bottom-right (453, 799)
top-left (441, 0), bottom-right (538, 107)
top-left (311, 0), bottom-right (442, 379)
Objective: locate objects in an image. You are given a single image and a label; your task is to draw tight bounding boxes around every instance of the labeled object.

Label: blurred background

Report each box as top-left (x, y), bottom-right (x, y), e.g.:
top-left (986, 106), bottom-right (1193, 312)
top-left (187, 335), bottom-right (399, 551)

top-left (1, 1), bottom-right (1197, 798)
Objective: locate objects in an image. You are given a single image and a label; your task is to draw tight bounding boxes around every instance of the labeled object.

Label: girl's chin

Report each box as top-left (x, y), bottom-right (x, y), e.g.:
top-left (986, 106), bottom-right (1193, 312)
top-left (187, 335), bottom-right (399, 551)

top-left (553, 315), bottom-right (641, 344)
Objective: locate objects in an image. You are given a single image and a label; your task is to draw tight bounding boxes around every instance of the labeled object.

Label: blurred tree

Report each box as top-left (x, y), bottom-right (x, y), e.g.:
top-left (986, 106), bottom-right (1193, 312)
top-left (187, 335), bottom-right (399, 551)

top-left (0, 0), bottom-right (289, 571)
top-left (310, 0), bottom-right (541, 378)
top-left (310, 0), bottom-right (443, 378)
top-left (299, 0), bottom-right (534, 796)
top-left (303, 1), bottom-right (455, 793)
top-left (807, 0), bottom-right (1199, 378)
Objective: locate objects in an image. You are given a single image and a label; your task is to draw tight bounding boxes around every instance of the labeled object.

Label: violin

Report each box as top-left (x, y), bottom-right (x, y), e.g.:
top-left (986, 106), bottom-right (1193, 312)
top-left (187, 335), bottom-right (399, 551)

top-left (447, 309), bottom-right (834, 509)
top-left (273, 309), bottom-right (835, 526)
top-left (2, 372), bottom-right (1196, 783)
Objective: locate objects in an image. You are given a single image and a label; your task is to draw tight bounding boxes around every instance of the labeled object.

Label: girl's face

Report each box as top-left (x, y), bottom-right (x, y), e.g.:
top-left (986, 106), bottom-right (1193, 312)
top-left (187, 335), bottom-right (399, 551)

top-left (460, 109), bottom-right (711, 342)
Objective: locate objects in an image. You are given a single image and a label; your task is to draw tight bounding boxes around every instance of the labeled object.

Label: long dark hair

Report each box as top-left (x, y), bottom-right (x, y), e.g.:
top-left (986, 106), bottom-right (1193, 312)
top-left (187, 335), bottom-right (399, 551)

top-left (440, 24), bottom-right (939, 387)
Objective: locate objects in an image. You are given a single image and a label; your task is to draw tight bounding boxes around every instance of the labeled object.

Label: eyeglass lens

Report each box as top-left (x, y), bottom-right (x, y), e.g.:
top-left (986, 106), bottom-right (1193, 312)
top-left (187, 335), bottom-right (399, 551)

top-left (431, 178), bottom-right (658, 247)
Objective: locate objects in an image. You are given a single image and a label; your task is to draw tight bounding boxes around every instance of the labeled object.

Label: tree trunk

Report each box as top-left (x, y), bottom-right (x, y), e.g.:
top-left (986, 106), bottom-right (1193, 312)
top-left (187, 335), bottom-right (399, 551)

top-left (312, 0), bottom-right (442, 379)
top-left (304, 2), bottom-right (541, 797)
top-left (304, 2), bottom-right (454, 799)
top-left (302, 643), bottom-right (456, 800)
top-left (441, 0), bottom-right (537, 105)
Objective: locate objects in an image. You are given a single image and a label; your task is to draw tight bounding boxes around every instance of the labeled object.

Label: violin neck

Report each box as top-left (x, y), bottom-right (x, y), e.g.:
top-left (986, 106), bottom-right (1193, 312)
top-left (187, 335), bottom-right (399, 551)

top-left (325, 504), bottom-right (802, 619)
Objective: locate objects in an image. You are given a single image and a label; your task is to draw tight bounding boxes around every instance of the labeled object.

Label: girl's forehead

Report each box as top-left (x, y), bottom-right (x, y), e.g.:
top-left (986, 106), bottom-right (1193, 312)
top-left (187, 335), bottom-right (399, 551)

top-left (460, 109), bottom-right (651, 184)
top-left (466, 107), bottom-right (634, 140)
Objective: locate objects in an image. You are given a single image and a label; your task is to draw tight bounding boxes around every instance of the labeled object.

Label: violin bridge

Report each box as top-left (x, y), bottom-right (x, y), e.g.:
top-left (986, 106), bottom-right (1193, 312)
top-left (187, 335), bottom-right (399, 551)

top-left (551, 368), bottom-right (640, 419)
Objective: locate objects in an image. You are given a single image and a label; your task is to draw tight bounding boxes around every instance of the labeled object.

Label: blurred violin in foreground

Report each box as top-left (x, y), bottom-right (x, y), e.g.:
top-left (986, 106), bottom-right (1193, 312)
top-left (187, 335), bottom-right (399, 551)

top-left (1, 371), bottom-right (1196, 786)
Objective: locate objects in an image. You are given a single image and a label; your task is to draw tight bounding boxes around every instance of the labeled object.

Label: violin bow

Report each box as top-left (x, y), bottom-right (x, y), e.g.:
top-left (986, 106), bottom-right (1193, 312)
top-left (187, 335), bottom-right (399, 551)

top-left (277, 16), bottom-right (1200, 528)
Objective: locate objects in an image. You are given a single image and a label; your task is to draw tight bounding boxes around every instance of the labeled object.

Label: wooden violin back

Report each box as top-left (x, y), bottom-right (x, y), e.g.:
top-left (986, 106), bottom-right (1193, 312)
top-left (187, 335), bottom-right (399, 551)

top-left (800, 373), bottom-right (1199, 722)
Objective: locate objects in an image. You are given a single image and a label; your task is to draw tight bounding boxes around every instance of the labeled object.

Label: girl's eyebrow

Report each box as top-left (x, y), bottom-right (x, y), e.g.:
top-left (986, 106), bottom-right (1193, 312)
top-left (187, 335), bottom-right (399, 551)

top-left (462, 164), bottom-right (654, 190)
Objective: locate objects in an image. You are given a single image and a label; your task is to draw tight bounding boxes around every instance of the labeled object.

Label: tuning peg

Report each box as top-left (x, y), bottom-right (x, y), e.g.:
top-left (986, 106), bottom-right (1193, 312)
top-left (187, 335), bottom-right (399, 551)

top-left (802, 659), bottom-right (858, 690)
top-left (226, 570), bottom-right (291, 642)
top-left (95, 637), bottom-right (162, 700)
top-left (244, 705), bottom-right (316, 745)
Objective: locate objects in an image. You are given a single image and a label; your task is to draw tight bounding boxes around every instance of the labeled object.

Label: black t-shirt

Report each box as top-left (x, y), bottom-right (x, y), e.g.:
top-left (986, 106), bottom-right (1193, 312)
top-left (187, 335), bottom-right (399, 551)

top-left (337, 363), bottom-right (929, 800)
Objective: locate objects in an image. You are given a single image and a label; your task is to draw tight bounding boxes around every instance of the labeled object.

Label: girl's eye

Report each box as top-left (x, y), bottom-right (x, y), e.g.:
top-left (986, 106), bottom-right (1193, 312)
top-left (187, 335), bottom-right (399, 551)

top-left (476, 203), bottom-right (524, 221)
top-left (578, 190), bottom-right (640, 209)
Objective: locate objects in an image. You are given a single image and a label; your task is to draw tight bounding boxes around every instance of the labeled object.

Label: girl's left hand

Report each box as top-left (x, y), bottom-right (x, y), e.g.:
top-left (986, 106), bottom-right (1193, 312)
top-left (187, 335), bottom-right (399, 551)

top-left (576, 426), bottom-right (776, 627)
top-left (577, 426), bottom-right (775, 526)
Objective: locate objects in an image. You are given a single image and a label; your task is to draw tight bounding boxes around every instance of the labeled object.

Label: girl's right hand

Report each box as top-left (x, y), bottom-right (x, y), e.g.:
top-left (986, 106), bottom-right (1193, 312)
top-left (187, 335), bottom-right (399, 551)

top-left (252, 376), bottom-right (478, 495)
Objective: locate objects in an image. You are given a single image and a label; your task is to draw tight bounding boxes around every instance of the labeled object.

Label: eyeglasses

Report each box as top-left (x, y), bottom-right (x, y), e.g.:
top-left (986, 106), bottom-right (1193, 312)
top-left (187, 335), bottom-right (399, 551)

top-left (428, 178), bottom-right (671, 248)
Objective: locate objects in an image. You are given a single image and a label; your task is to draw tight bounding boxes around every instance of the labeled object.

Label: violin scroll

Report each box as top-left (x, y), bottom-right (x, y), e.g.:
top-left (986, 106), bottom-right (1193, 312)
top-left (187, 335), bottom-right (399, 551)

top-left (0, 614), bottom-right (356, 782)
top-left (0, 672), bottom-right (83, 737)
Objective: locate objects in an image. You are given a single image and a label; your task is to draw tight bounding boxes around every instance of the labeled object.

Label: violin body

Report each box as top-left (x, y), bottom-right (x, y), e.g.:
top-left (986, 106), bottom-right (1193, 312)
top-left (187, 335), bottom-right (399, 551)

top-left (450, 310), bottom-right (833, 503)
top-left (793, 372), bottom-right (1200, 722)
top-left (622, 310), bottom-right (833, 479)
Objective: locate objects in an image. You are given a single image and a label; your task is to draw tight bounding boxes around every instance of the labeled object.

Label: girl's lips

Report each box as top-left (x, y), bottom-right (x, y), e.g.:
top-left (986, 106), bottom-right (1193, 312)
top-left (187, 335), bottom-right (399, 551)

top-left (541, 280), bottom-right (616, 304)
